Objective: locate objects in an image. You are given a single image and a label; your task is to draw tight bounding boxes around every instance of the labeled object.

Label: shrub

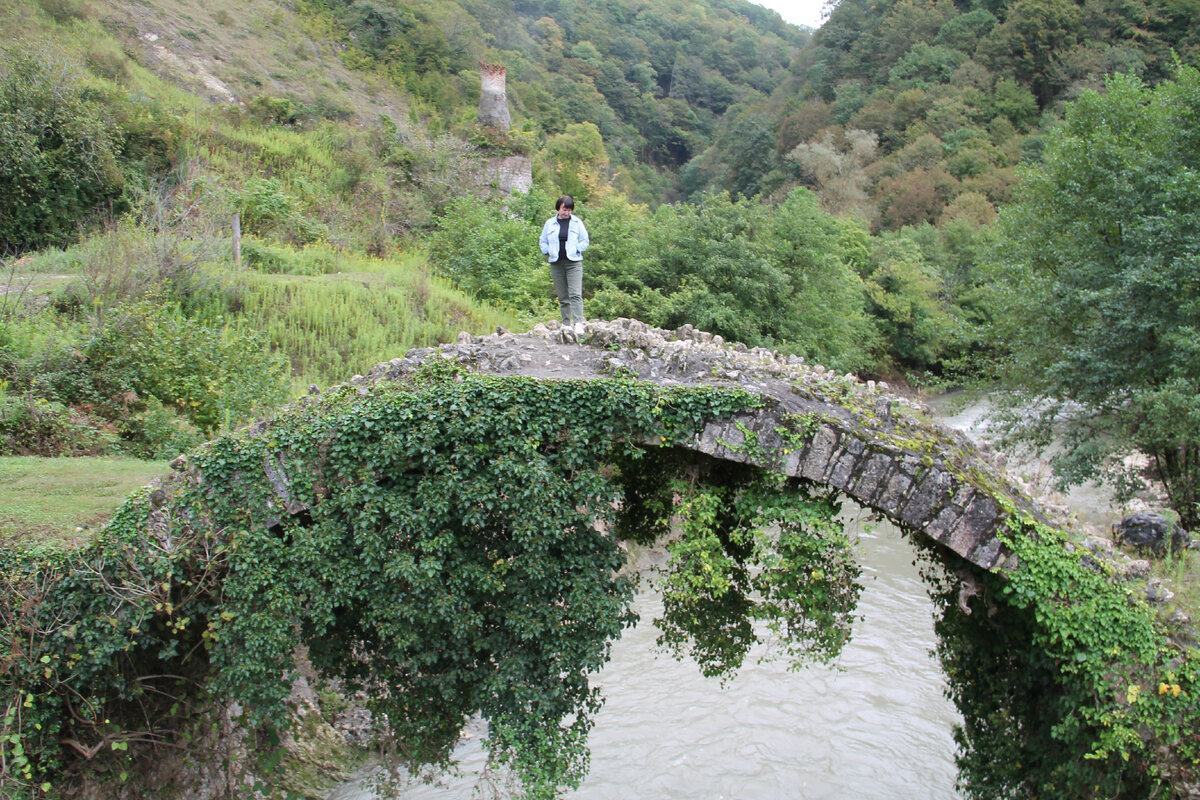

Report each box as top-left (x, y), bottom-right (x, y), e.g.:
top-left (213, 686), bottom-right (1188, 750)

top-left (428, 197), bottom-right (549, 317)
top-left (75, 302), bottom-right (291, 434)
top-left (236, 178), bottom-right (321, 244)
top-left (119, 396), bottom-right (203, 459)
top-left (0, 395), bottom-right (115, 456)
top-left (0, 47), bottom-right (127, 250)
top-left (33, 0), bottom-right (90, 23)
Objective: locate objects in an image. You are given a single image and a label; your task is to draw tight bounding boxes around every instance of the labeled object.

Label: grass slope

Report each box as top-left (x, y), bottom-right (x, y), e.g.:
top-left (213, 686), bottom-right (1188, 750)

top-left (0, 456), bottom-right (167, 549)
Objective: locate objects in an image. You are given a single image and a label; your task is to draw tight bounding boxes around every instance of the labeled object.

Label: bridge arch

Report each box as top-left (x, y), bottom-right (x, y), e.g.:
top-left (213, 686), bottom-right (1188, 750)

top-left (359, 318), bottom-right (1034, 570)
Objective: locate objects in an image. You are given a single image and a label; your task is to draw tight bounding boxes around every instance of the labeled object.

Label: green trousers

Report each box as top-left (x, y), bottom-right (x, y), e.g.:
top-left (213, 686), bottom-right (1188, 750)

top-left (550, 259), bottom-right (583, 324)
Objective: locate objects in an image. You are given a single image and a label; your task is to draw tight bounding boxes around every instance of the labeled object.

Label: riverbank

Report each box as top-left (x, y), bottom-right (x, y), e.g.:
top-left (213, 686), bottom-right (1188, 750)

top-left (926, 389), bottom-right (1198, 624)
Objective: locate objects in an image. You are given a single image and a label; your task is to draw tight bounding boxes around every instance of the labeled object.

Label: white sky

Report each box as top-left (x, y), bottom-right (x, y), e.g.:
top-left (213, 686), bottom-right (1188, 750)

top-left (750, 0), bottom-right (828, 29)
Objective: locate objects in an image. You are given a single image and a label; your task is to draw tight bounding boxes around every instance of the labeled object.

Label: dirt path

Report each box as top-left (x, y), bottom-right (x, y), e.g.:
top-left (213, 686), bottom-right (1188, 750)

top-left (0, 274), bottom-right (77, 294)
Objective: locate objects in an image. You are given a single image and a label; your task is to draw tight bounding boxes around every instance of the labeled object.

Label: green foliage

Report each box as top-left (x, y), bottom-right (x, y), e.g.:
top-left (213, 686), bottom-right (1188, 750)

top-left (887, 43), bottom-right (967, 88)
top-left (0, 46), bottom-right (127, 250)
top-left (722, 113), bottom-right (781, 200)
top-left (704, 0), bottom-right (1200, 231)
top-left (0, 395), bottom-right (116, 456)
top-left (120, 396), bottom-right (203, 460)
top-left (642, 452), bottom-right (863, 678)
top-left (57, 220), bottom-right (213, 320)
top-left (0, 374), bottom-right (760, 797)
top-left (646, 192), bottom-right (790, 345)
top-left (863, 233), bottom-right (955, 373)
top-left (539, 122), bottom-right (608, 203)
top-left (237, 178), bottom-right (322, 244)
top-left (990, 65), bottom-right (1200, 529)
top-left (427, 196), bottom-right (550, 319)
top-left (295, 0), bottom-right (807, 187)
top-left (72, 302), bottom-right (290, 434)
top-left (586, 189), bottom-right (878, 372)
top-left (765, 188), bottom-right (879, 372)
top-left (0, 302), bottom-right (289, 457)
top-left (931, 516), bottom-right (1199, 797)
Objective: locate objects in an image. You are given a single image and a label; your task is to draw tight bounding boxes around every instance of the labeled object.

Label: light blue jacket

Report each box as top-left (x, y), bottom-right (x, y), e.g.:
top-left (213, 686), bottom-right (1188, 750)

top-left (539, 215), bottom-right (590, 262)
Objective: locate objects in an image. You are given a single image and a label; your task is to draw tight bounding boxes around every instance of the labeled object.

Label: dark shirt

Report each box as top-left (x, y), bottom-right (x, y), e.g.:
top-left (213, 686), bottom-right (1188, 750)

top-left (556, 217), bottom-right (571, 262)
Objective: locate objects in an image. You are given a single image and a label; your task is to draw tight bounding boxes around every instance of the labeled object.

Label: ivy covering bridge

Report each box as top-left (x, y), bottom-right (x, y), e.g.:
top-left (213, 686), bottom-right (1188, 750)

top-left (1, 319), bottom-right (1197, 799)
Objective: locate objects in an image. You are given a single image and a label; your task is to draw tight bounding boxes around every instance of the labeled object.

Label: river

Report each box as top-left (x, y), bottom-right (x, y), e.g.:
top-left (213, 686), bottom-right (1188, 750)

top-left (327, 511), bottom-right (964, 800)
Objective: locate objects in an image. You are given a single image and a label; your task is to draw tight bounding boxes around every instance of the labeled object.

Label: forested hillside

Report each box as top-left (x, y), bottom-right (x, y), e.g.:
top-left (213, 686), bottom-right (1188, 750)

top-left (295, 0), bottom-right (809, 201)
top-left (688, 0), bottom-right (1200, 226)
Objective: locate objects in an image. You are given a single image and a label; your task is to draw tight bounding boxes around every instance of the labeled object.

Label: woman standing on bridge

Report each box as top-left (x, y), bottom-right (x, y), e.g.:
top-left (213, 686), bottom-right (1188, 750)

top-left (539, 195), bottom-right (590, 337)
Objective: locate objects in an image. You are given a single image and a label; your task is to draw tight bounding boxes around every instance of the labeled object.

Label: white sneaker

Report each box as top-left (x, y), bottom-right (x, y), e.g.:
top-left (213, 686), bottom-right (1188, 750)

top-left (574, 321), bottom-right (586, 336)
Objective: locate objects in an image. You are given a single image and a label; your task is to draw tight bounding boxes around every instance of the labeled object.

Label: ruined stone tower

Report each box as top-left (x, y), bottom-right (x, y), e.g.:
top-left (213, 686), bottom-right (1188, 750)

top-left (478, 62), bottom-right (511, 130)
top-left (475, 62), bottom-right (531, 195)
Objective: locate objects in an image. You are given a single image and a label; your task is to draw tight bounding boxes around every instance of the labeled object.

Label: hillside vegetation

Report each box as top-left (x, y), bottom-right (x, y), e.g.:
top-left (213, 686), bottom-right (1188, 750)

top-left (688, 0), bottom-right (1200, 228)
top-left (0, 0), bottom-right (1195, 575)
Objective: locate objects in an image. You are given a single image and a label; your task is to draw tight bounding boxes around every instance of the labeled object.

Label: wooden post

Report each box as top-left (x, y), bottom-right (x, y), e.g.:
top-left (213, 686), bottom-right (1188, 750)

top-left (232, 211), bottom-right (242, 269)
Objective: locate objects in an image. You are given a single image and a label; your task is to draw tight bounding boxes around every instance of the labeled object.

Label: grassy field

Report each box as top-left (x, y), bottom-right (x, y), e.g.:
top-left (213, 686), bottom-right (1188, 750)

top-left (0, 456), bottom-right (168, 550)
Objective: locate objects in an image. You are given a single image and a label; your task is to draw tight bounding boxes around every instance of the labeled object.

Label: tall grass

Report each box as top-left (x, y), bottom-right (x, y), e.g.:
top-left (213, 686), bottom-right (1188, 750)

top-left (224, 244), bottom-right (520, 386)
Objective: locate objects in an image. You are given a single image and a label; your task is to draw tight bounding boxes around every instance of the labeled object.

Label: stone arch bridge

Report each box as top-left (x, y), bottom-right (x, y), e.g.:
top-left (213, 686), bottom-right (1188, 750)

top-left (337, 318), bottom-right (1036, 571)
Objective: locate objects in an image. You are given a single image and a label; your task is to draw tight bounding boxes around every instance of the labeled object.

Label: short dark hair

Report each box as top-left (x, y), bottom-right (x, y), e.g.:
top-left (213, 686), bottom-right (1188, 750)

top-left (555, 195), bottom-right (575, 211)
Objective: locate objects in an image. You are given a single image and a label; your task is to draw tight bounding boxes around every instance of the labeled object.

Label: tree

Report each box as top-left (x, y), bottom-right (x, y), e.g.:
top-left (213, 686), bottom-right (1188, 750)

top-left (879, 166), bottom-right (958, 229)
top-left (979, 0), bottom-right (1083, 108)
top-left (540, 121), bottom-right (609, 202)
top-left (787, 128), bottom-right (877, 218)
top-left (768, 188), bottom-right (879, 372)
top-left (646, 192), bottom-right (790, 346)
top-left (864, 233), bottom-right (953, 373)
top-left (722, 114), bottom-right (778, 200)
top-left (990, 66), bottom-right (1200, 529)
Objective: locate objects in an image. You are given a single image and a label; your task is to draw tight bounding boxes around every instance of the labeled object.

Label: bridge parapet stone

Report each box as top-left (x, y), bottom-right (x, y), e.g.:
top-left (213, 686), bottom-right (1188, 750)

top-left (880, 472), bottom-right (915, 510)
top-left (848, 452), bottom-right (889, 503)
top-left (827, 450), bottom-right (858, 488)
top-left (898, 471), bottom-right (954, 529)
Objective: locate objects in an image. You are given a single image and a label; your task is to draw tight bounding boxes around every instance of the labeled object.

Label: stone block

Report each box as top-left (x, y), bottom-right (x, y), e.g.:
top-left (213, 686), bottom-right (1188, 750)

top-left (897, 472), bottom-right (950, 527)
top-left (879, 472), bottom-right (914, 509)
top-left (695, 421), bottom-right (729, 457)
top-left (757, 419), bottom-right (786, 452)
top-left (948, 495), bottom-right (1001, 556)
top-left (951, 485), bottom-right (976, 507)
top-left (970, 538), bottom-right (1004, 570)
top-left (850, 453), bottom-right (893, 504)
top-left (800, 425), bottom-right (840, 481)
top-left (827, 451), bottom-right (860, 491)
top-left (924, 506), bottom-right (962, 546)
